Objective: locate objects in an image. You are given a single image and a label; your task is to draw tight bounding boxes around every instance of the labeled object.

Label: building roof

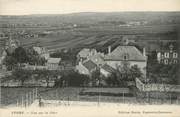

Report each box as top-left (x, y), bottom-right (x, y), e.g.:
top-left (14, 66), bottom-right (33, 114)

top-left (33, 46), bottom-right (48, 55)
top-left (78, 48), bottom-right (97, 58)
top-left (157, 44), bottom-right (178, 53)
top-left (101, 64), bottom-right (116, 73)
top-left (33, 47), bottom-right (41, 54)
top-left (47, 58), bottom-right (61, 64)
top-left (78, 48), bottom-right (90, 58)
top-left (104, 46), bottom-right (146, 61)
top-left (89, 53), bottom-right (105, 66)
top-left (83, 60), bottom-right (97, 71)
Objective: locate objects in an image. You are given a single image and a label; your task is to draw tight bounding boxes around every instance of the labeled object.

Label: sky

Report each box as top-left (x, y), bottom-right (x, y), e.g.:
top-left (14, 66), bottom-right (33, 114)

top-left (0, 0), bottom-right (180, 15)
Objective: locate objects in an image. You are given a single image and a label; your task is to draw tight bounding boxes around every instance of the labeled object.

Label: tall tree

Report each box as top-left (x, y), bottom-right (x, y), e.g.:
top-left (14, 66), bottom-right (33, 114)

top-left (13, 47), bottom-right (28, 63)
top-left (91, 69), bottom-right (101, 86)
top-left (4, 55), bottom-right (17, 70)
top-left (130, 65), bottom-right (143, 81)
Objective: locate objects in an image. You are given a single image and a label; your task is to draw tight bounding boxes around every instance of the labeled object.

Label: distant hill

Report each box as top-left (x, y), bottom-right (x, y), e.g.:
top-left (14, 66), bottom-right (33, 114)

top-left (1, 12), bottom-right (180, 25)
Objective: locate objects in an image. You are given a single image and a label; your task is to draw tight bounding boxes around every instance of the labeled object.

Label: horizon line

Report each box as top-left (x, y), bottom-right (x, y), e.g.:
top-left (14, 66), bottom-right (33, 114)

top-left (1, 11), bottom-right (180, 16)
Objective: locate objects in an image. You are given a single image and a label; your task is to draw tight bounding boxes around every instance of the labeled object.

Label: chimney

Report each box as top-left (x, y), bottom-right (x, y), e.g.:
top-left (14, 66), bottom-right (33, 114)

top-left (122, 36), bottom-right (129, 45)
top-left (108, 46), bottom-right (111, 55)
top-left (143, 47), bottom-right (146, 56)
top-left (169, 44), bottom-right (173, 53)
top-left (125, 39), bottom-right (129, 45)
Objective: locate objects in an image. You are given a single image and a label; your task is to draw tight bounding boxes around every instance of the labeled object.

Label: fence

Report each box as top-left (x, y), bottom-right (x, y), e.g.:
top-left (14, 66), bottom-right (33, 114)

top-left (16, 88), bottom-right (38, 108)
top-left (11, 87), bottom-right (180, 108)
top-left (22, 65), bottom-right (65, 71)
top-left (1, 80), bottom-right (55, 87)
top-left (135, 78), bottom-right (180, 92)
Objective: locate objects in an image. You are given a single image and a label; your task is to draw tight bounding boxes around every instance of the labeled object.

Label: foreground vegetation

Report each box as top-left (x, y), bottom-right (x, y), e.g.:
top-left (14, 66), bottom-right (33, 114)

top-left (1, 87), bottom-right (179, 107)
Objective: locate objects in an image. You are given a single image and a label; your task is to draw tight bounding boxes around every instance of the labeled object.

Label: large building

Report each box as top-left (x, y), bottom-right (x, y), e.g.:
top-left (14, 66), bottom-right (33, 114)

top-left (157, 44), bottom-right (178, 65)
top-left (104, 45), bottom-right (147, 76)
top-left (76, 45), bottom-right (147, 78)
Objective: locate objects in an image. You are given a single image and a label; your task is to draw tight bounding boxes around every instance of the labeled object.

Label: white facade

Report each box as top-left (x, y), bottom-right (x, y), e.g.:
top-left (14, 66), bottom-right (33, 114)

top-left (106, 60), bottom-right (147, 75)
top-left (46, 58), bottom-right (61, 70)
top-left (157, 52), bottom-right (161, 63)
top-left (76, 62), bottom-right (90, 75)
top-left (104, 45), bottom-right (147, 77)
top-left (100, 68), bottom-right (111, 77)
top-left (156, 44), bottom-right (178, 65)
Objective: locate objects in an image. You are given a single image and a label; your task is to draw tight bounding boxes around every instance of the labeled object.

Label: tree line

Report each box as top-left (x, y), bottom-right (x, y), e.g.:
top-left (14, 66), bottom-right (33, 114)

top-left (4, 46), bottom-right (46, 70)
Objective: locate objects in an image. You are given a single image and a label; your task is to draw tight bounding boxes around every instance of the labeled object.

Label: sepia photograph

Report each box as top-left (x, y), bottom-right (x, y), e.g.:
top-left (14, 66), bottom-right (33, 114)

top-left (0, 0), bottom-right (180, 117)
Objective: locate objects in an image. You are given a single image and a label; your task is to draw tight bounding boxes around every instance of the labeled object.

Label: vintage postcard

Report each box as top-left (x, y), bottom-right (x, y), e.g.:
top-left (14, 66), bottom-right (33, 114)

top-left (0, 0), bottom-right (180, 117)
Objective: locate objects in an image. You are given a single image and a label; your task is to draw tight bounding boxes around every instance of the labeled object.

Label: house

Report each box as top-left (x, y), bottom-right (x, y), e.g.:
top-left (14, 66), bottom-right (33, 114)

top-left (76, 48), bottom-right (105, 75)
top-left (87, 53), bottom-right (105, 66)
top-left (46, 58), bottom-right (61, 70)
top-left (104, 45), bottom-right (147, 77)
top-left (77, 48), bottom-right (105, 65)
top-left (33, 46), bottom-right (50, 60)
top-left (157, 44), bottom-right (178, 65)
top-left (76, 60), bottom-right (97, 75)
top-left (100, 64), bottom-right (116, 77)
top-left (77, 48), bottom-right (97, 62)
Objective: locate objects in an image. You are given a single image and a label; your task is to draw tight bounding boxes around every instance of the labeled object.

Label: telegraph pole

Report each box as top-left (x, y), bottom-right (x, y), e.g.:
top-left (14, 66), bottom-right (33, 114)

top-left (22, 96), bottom-right (24, 107)
top-left (29, 92), bottom-right (32, 105)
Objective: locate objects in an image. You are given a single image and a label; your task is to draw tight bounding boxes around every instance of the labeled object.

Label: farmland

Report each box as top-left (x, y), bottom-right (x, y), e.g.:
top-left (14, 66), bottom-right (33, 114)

top-left (1, 12), bottom-right (180, 53)
top-left (13, 24), bottom-right (179, 54)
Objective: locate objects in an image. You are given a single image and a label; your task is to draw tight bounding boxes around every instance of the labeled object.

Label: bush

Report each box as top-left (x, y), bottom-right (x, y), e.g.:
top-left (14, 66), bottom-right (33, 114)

top-left (54, 71), bottom-right (90, 87)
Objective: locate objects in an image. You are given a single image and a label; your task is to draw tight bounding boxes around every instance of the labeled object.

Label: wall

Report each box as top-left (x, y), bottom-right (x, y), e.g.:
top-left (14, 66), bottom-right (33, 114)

top-left (23, 64), bottom-right (64, 70)
top-left (76, 62), bottom-right (90, 75)
top-left (100, 68), bottom-right (110, 77)
top-left (106, 60), bottom-right (146, 75)
top-left (24, 65), bottom-right (48, 70)
top-left (1, 79), bottom-right (55, 87)
top-left (47, 63), bottom-right (60, 70)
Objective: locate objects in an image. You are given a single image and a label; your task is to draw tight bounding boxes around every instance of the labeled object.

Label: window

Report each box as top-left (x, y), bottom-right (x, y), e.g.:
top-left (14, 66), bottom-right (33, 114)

top-left (164, 59), bottom-right (168, 64)
top-left (123, 53), bottom-right (129, 60)
top-left (173, 53), bottom-right (178, 58)
top-left (174, 60), bottom-right (177, 64)
top-left (164, 52), bottom-right (169, 58)
top-left (124, 55), bottom-right (127, 60)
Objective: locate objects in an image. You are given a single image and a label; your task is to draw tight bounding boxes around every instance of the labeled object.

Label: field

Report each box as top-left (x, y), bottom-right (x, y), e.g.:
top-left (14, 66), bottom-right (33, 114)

top-left (1, 12), bottom-right (180, 53)
top-left (13, 24), bottom-right (178, 55)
